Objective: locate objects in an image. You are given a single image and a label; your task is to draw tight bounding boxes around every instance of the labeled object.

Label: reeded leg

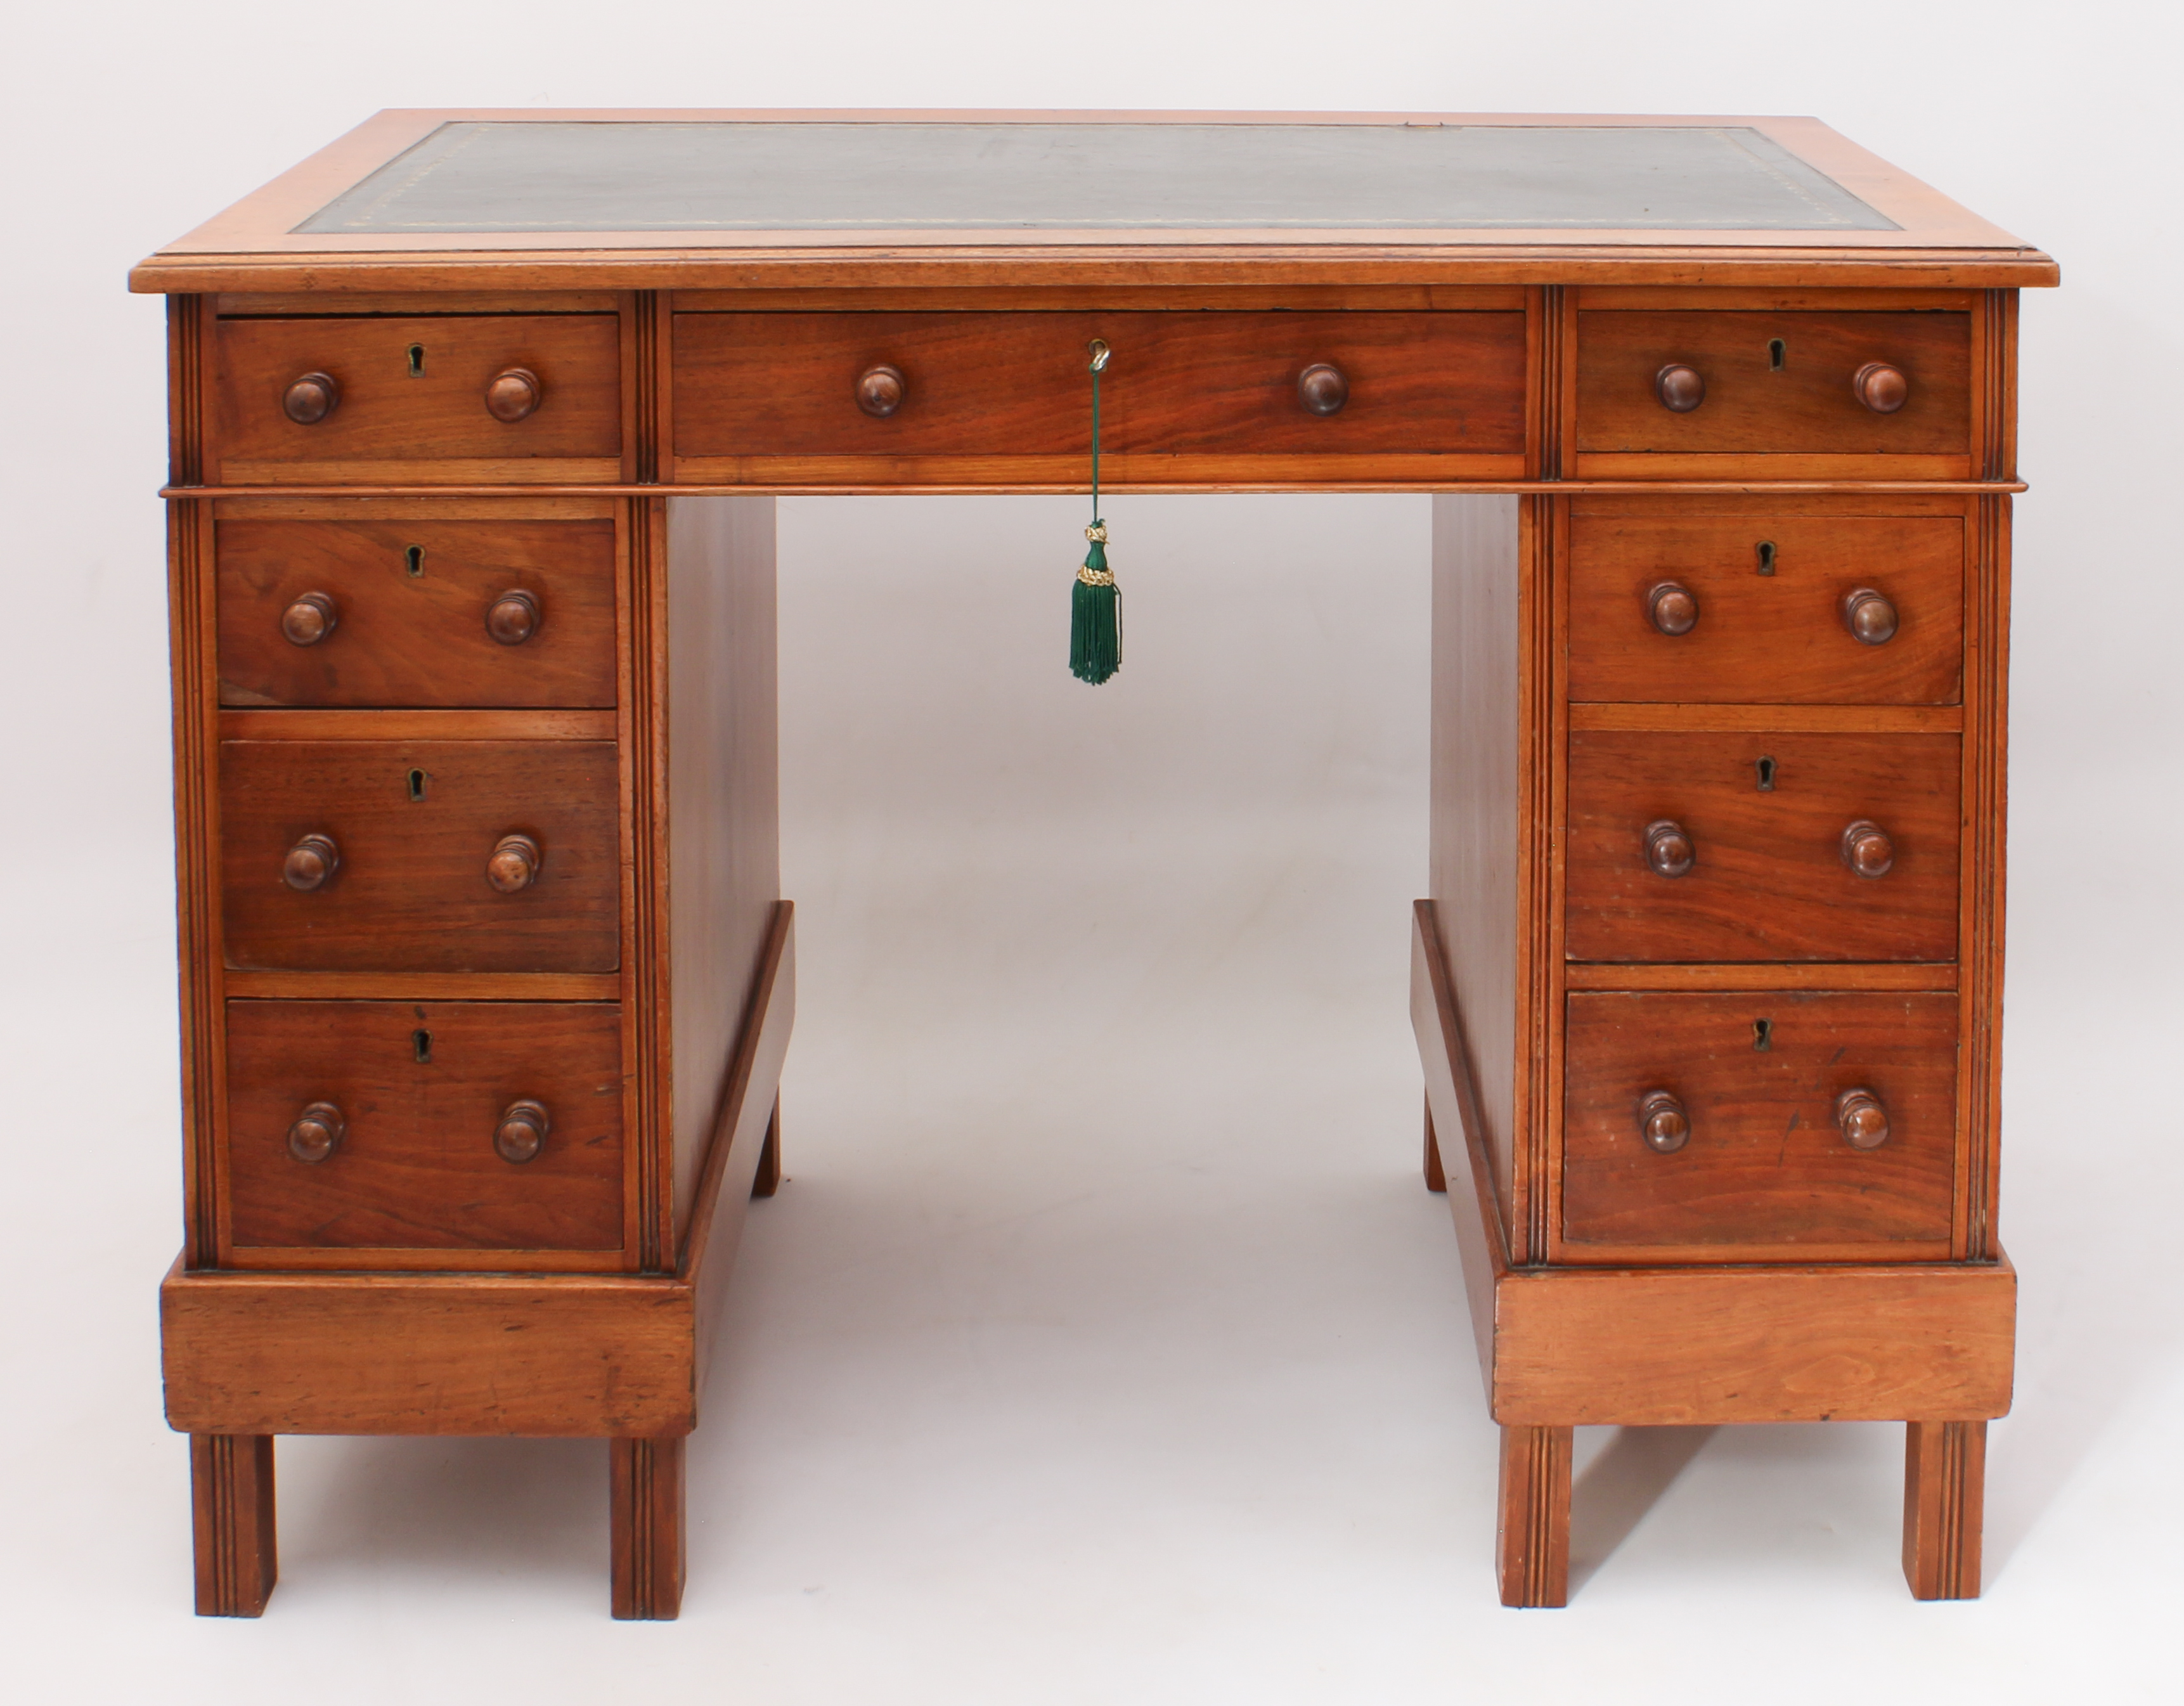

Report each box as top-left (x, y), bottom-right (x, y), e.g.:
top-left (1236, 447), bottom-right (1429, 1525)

top-left (751, 1095), bottom-right (782, 1199)
top-left (1497, 1425), bottom-right (1572, 1607)
top-left (1423, 1094), bottom-right (1447, 1193)
top-left (1903, 1420), bottom-right (1986, 1599)
top-left (611, 1436), bottom-right (687, 1619)
top-left (190, 1434), bottom-right (276, 1617)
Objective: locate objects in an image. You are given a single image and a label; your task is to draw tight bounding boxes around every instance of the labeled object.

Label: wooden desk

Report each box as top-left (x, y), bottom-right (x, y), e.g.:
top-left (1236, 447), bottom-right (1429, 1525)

top-left (132, 110), bottom-right (2057, 1617)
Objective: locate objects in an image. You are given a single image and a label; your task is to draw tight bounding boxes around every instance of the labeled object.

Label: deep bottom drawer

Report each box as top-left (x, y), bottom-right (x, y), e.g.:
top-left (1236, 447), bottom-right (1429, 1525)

top-left (1561, 989), bottom-right (1958, 1263)
top-left (224, 998), bottom-right (624, 1261)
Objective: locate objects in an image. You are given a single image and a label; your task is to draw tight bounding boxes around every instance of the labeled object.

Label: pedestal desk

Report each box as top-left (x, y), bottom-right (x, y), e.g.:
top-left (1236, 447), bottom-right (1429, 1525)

top-left (134, 111), bottom-right (2056, 1616)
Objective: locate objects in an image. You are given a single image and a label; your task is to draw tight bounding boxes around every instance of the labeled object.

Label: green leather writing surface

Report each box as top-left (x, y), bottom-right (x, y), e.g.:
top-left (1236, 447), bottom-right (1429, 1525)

top-left (298, 122), bottom-right (1897, 236)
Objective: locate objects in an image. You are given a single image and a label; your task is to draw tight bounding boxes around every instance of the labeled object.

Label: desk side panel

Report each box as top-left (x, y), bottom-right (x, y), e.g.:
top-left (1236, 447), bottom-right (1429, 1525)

top-left (665, 496), bottom-right (782, 1246)
top-left (1429, 494), bottom-right (1523, 1255)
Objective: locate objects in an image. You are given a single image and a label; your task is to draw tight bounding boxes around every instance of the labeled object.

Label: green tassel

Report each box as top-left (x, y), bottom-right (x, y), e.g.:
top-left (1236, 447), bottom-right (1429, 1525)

top-left (1069, 522), bottom-right (1120, 684)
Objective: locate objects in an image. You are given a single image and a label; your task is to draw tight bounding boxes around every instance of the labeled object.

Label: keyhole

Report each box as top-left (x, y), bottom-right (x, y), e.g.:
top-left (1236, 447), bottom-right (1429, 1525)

top-left (406, 768), bottom-right (429, 802)
top-left (404, 545), bottom-right (425, 578)
top-left (406, 344), bottom-right (425, 378)
top-left (1755, 541), bottom-right (1776, 576)
top-left (1768, 339), bottom-right (1787, 370)
top-left (413, 1028), bottom-right (432, 1064)
top-left (1753, 1018), bottom-right (1773, 1052)
top-left (1756, 756), bottom-right (1777, 792)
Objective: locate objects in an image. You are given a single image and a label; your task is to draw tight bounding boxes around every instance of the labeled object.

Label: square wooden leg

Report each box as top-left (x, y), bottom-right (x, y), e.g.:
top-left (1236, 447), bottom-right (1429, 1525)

top-left (1903, 1419), bottom-right (1986, 1599)
top-left (611, 1436), bottom-right (687, 1619)
top-left (1497, 1424), bottom-right (1572, 1607)
top-left (190, 1434), bottom-right (276, 1617)
top-left (1423, 1094), bottom-right (1447, 1193)
top-left (751, 1095), bottom-right (782, 1199)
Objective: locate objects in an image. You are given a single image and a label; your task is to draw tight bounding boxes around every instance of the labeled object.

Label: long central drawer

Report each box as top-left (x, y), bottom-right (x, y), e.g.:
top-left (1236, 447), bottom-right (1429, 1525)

top-left (671, 311), bottom-right (1527, 472)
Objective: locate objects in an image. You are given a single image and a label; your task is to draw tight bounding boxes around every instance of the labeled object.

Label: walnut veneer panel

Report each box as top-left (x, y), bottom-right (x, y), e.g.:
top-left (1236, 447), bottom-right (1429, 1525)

top-left (216, 519), bottom-right (617, 708)
top-left (224, 999), bottom-right (624, 1257)
top-left (219, 737), bottom-right (621, 972)
top-left (1565, 730), bottom-right (1961, 963)
top-left (1561, 990), bottom-right (1958, 1262)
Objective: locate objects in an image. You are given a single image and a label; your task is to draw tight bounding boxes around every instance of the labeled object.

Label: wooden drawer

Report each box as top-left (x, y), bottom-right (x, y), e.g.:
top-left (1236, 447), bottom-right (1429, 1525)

top-left (1565, 730), bottom-right (1960, 962)
top-left (1573, 311), bottom-right (1970, 475)
top-left (220, 737), bottom-right (620, 973)
top-left (671, 311), bottom-right (1527, 480)
top-left (1567, 503), bottom-right (1965, 705)
top-left (211, 314), bottom-right (623, 484)
top-left (216, 519), bottom-right (617, 708)
top-left (1561, 990), bottom-right (1958, 1262)
top-left (224, 998), bottom-right (623, 1260)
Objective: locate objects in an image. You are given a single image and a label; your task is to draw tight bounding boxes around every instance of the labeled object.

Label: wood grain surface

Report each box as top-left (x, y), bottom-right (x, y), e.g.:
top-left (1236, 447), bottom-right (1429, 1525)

top-left (1567, 503), bottom-right (1965, 704)
top-left (672, 311), bottom-right (1526, 472)
top-left (212, 314), bottom-right (621, 482)
top-left (216, 517), bottom-right (617, 707)
top-left (1565, 730), bottom-right (1961, 962)
top-left (1575, 309), bottom-right (1970, 460)
top-left (219, 737), bottom-right (620, 972)
top-left (1560, 990), bottom-right (1958, 1261)
top-left (224, 998), bottom-right (624, 1255)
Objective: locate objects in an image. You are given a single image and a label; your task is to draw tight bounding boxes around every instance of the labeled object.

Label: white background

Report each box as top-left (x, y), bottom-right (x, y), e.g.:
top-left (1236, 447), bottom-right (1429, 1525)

top-left (3, 3), bottom-right (2180, 1701)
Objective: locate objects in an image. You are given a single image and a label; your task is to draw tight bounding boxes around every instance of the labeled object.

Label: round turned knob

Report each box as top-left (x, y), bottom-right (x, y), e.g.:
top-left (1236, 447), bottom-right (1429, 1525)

top-left (486, 832), bottom-right (541, 893)
top-left (493, 1098), bottom-right (551, 1164)
top-left (1638, 1089), bottom-right (1690, 1154)
top-left (1297, 363), bottom-right (1349, 416)
top-left (1654, 364), bottom-right (1705, 413)
top-left (281, 372), bottom-right (340, 425)
top-left (1852, 362), bottom-right (1909, 414)
top-left (1841, 819), bottom-right (1895, 879)
top-left (287, 1101), bottom-right (345, 1164)
top-left (483, 367), bottom-right (542, 422)
top-left (1646, 581), bottom-right (1699, 637)
top-left (282, 833), bottom-right (339, 892)
top-left (1835, 1087), bottom-right (1890, 1151)
top-left (280, 591), bottom-right (339, 647)
top-left (486, 589), bottom-right (541, 646)
top-left (1644, 818), bottom-right (1695, 878)
top-left (855, 364), bottom-right (906, 417)
top-left (1841, 587), bottom-right (1899, 646)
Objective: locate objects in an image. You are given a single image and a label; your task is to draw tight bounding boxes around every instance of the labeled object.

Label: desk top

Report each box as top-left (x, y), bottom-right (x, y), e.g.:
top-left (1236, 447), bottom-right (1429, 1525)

top-left (131, 110), bottom-right (2056, 293)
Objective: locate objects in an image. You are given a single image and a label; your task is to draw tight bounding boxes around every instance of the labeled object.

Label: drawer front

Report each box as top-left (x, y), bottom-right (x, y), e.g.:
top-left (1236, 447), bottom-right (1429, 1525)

top-left (1562, 990), bottom-right (1958, 1262)
top-left (1567, 508), bottom-right (1965, 705)
top-left (220, 739), bottom-right (621, 972)
top-left (216, 519), bottom-right (618, 708)
top-left (1575, 311), bottom-right (1970, 460)
top-left (672, 311), bottom-right (1527, 467)
top-left (225, 999), bottom-right (623, 1254)
top-left (212, 316), bottom-right (622, 481)
top-left (1565, 731), bottom-right (1960, 962)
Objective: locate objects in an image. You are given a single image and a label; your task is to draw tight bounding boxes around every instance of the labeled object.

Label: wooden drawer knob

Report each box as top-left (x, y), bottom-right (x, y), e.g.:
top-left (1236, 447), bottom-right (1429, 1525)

top-left (486, 589), bottom-right (541, 646)
top-left (282, 372), bottom-right (340, 425)
top-left (486, 832), bottom-right (541, 893)
top-left (1835, 1087), bottom-right (1890, 1150)
top-left (1841, 819), bottom-right (1895, 879)
top-left (856, 364), bottom-right (906, 417)
top-left (281, 591), bottom-right (339, 647)
top-left (1644, 818), bottom-right (1695, 878)
top-left (484, 367), bottom-right (543, 422)
top-left (494, 1097), bottom-right (551, 1163)
top-left (287, 1101), bottom-right (345, 1163)
top-left (1654, 364), bottom-right (1705, 413)
top-left (1841, 588), bottom-right (1899, 645)
top-left (1639, 1089), bottom-right (1690, 1154)
top-left (1852, 362), bottom-right (1909, 414)
top-left (282, 832), bottom-right (339, 891)
top-left (1646, 581), bottom-right (1699, 636)
top-left (1297, 363), bottom-right (1349, 416)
